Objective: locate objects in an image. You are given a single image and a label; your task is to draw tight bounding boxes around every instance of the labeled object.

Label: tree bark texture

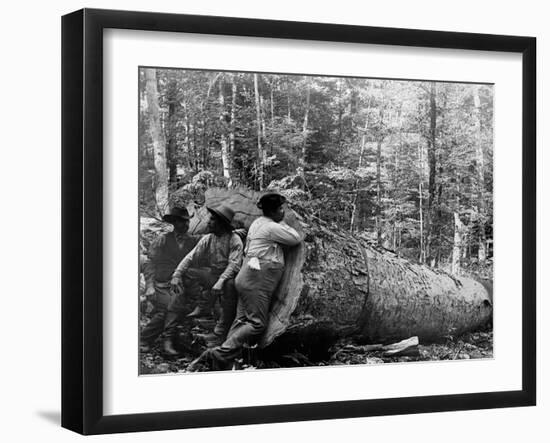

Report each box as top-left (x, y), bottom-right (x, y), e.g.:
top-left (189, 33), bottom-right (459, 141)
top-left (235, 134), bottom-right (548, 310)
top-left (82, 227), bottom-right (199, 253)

top-left (230, 76), bottom-right (237, 154)
top-left (376, 138), bottom-right (383, 246)
top-left (187, 188), bottom-right (492, 348)
top-left (473, 85), bottom-right (487, 263)
top-left (166, 78), bottom-right (179, 185)
top-left (218, 77), bottom-right (232, 185)
top-left (302, 79), bottom-right (311, 168)
top-left (253, 74), bottom-right (264, 189)
top-left (349, 118), bottom-right (369, 233)
top-left (426, 82), bottom-right (437, 261)
top-left (144, 68), bottom-right (169, 214)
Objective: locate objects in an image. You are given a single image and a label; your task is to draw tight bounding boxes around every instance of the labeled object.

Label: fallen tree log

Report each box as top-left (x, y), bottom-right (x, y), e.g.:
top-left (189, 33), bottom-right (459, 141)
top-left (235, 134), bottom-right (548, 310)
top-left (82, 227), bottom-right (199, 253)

top-left (185, 188), bottom-right (493, 351)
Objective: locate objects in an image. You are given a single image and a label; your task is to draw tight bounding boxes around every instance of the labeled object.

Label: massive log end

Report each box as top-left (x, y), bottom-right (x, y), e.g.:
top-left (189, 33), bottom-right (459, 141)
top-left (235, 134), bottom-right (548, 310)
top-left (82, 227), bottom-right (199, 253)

top-left (360, 250), bottom-right (493, 342)
top-left (183, 187), bottom-right (492, 351)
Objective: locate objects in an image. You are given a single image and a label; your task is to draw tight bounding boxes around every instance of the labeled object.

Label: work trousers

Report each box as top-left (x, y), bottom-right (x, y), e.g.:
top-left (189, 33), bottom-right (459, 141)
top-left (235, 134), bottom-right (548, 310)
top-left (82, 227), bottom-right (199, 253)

top-left (139, 283), bottom-right (173, 344)
top-left (140, 268), bottom-right (237, 344)
top-left (165, 268), bottom-right (237, 339)
top-left (206, 259), bottom-right (284, 370)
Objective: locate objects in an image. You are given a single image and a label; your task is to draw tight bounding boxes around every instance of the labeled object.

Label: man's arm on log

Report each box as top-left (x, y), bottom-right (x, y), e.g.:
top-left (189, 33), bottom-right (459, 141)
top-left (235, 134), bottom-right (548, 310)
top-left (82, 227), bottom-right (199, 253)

top-left (269, 220), bottom-right (303, 246)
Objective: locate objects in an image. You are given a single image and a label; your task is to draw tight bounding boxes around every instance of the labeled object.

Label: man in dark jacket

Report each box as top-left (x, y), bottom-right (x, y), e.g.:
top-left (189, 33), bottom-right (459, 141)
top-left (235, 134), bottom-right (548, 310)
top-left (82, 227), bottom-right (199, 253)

top-left (140, 207), bottom-right (199, 354)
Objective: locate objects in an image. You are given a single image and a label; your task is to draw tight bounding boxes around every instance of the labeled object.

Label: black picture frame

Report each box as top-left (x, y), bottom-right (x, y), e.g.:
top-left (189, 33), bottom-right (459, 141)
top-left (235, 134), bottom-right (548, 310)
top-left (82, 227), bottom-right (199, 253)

top-left (61, 8), bottom-right (536, 435)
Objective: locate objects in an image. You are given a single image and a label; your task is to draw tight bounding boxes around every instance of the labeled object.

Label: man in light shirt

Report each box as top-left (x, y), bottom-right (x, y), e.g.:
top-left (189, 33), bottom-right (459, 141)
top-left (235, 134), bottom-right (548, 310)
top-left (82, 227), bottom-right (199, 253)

top-left (169, 205), bottom-right (243, 351)
top-left (196, 192), bottom-right (303, 370)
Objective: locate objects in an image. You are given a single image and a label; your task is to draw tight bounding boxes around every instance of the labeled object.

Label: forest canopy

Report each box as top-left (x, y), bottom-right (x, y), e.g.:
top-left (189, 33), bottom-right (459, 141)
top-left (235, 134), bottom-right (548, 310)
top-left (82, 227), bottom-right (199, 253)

top-left (139, 68), bottom-right (493, 276)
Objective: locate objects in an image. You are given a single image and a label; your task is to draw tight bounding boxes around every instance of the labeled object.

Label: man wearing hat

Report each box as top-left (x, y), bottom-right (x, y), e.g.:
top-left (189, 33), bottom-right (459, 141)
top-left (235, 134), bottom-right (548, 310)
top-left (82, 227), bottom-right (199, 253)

top-left (140, 207), bottom-right (199, 354)
top-left (170, 204), bottom-right (244, 347)
top-left (200, 192), bottom-right (303, 370)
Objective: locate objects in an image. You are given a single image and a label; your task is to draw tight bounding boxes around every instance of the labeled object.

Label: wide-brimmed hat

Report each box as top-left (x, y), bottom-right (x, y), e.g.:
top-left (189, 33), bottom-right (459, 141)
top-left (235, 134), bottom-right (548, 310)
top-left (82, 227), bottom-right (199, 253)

top-left (207, 204), bottom-right (235, 228)
top-left (162, 207), bottom-right (192, 224)
top-left (257, 192), bottom-right (287, 211)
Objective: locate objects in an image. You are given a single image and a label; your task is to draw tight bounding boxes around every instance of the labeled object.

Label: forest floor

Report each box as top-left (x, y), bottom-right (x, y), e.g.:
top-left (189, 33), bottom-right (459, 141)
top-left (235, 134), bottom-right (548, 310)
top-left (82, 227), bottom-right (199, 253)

top-left (139, 312), bottom-right (493, 375)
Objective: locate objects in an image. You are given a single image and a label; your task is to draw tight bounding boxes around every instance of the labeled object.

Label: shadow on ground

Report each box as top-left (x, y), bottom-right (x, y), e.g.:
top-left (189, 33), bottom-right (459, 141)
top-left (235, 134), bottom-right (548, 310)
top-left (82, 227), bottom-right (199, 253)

top-left (36, 410), bottom-right (60, 426)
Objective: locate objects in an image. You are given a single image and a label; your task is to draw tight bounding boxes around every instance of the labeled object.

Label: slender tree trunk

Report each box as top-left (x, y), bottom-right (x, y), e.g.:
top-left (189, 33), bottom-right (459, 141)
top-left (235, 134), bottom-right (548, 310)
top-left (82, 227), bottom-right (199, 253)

top-left (350, 115), bottom-right (369, 232)
top-left (287, 77), bottom-right (292, 124)
top-left (473, 85), bottom-right (487, 263)
top-left (426, 82), bottom-right (437, 262)
top-left (166, 78), bottom-right (179, 185)
top-left (393, 106), bottom-right (404, 254)
top-left (376, 138), bottom-right (383, 246)
top-left (337, 79), bottom-right (343, 149)
top-left (418, 139), bottom-right (425, 263)
top-left (349, 81), bottom-right (357, 134)
top-left (301, 79), bottom-right (311, 171)
top-left (183, 104), bottom-right (193, 171)
top-left (260, 95), bottom-right (267, 138)
top-left (200, 72), bottom-right (222, 173)
top-left (254, 73), bottom-right (264, 189)
top-left (230, 76), bottom-right (237, 154)
top-left (144, 68), bottom-right (169, 214)
top-left (192, 120), bottom-right (199, 172)
top-left (218, 76), bottom-right (232, 185)
top-left (375, 107), bottom-right (385, 246)
top-left (451, 212), bottom-right (463, 275)
top-left (270, 80), bottom-right (275, 127)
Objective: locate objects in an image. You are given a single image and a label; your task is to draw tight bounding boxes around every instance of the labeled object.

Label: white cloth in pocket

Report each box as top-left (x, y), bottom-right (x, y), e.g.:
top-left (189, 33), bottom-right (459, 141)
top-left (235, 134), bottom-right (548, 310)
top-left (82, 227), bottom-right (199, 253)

top-left (248, 256), bottom-right (261, 270)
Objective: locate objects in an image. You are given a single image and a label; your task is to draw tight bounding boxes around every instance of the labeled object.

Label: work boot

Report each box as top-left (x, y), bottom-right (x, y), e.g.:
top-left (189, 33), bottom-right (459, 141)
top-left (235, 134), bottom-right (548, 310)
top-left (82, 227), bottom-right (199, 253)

top-left (187, 288), bottom-right (218, 319)
top-left (140, 341), bottom-right (152, 353)
top-left (196, 332), bottom-right (223, 348)
top-left (163, 337), bottom-right (179, 356)
top-left (186, 305), bottom-right (212, 319)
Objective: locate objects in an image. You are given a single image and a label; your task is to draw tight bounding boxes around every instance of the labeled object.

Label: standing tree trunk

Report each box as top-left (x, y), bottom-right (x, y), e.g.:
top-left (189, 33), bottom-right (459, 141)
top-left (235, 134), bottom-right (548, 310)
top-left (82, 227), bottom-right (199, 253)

top-left (182, 104), bottom-right (194, 172)
top-left (270, 79), bottom-right (275, 127)
top-left (337, 79), bottom-right (343, 149)
top-left (426, 82), bottom-right (437, 262)
top-left (144, 68), bottom-right (169, 214)
top-left (376, 138), bottom-right (383, 246)
top-left (451, 212), bottom-right (464, 275)
top-left (350, 114), bottom-right (370, 232)
top-left (473, 85), bottom-right (487, 263)
top-left (301, 79), bottom-right (311, 172)
top-left (260, 95), bottom-right (267, 139)
top-left (287, 76), bottom-right (292, 124)
top-left (253, 73), bottom-right (264, 189)
top-left (192, 119), bottom-right (199, 172)
top-left (418, 139), bottom-right (425, 263)
top-left (218, 76), bottom-right (232, 185)
top-left (200, 72), bottom-right (222, 174)
top-left (166, 78), bottom-right (179, 185)
top-left (229, 75), bottom-right (237, 154)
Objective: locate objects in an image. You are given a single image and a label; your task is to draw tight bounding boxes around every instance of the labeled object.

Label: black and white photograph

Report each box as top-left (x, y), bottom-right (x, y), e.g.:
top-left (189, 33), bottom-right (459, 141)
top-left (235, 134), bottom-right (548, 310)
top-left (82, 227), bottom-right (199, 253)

top-left (138, 68), bottom-right (494, 374)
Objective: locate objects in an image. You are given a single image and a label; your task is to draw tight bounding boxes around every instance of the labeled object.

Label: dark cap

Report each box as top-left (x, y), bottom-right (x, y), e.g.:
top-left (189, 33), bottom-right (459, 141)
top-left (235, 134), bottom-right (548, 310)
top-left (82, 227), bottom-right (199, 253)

top-left (162, 207), bottom-right (192, 224)
top-left (257, 192), bottom-right (287, 211)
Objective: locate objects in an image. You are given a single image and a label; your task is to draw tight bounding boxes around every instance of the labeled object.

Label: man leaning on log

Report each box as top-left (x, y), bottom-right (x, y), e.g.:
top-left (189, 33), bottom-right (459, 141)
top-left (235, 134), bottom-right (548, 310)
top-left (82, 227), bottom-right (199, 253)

top-left (169, 205), bottom-right (244, 354)
top-left (192, 192), bottom-right (304, 371)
